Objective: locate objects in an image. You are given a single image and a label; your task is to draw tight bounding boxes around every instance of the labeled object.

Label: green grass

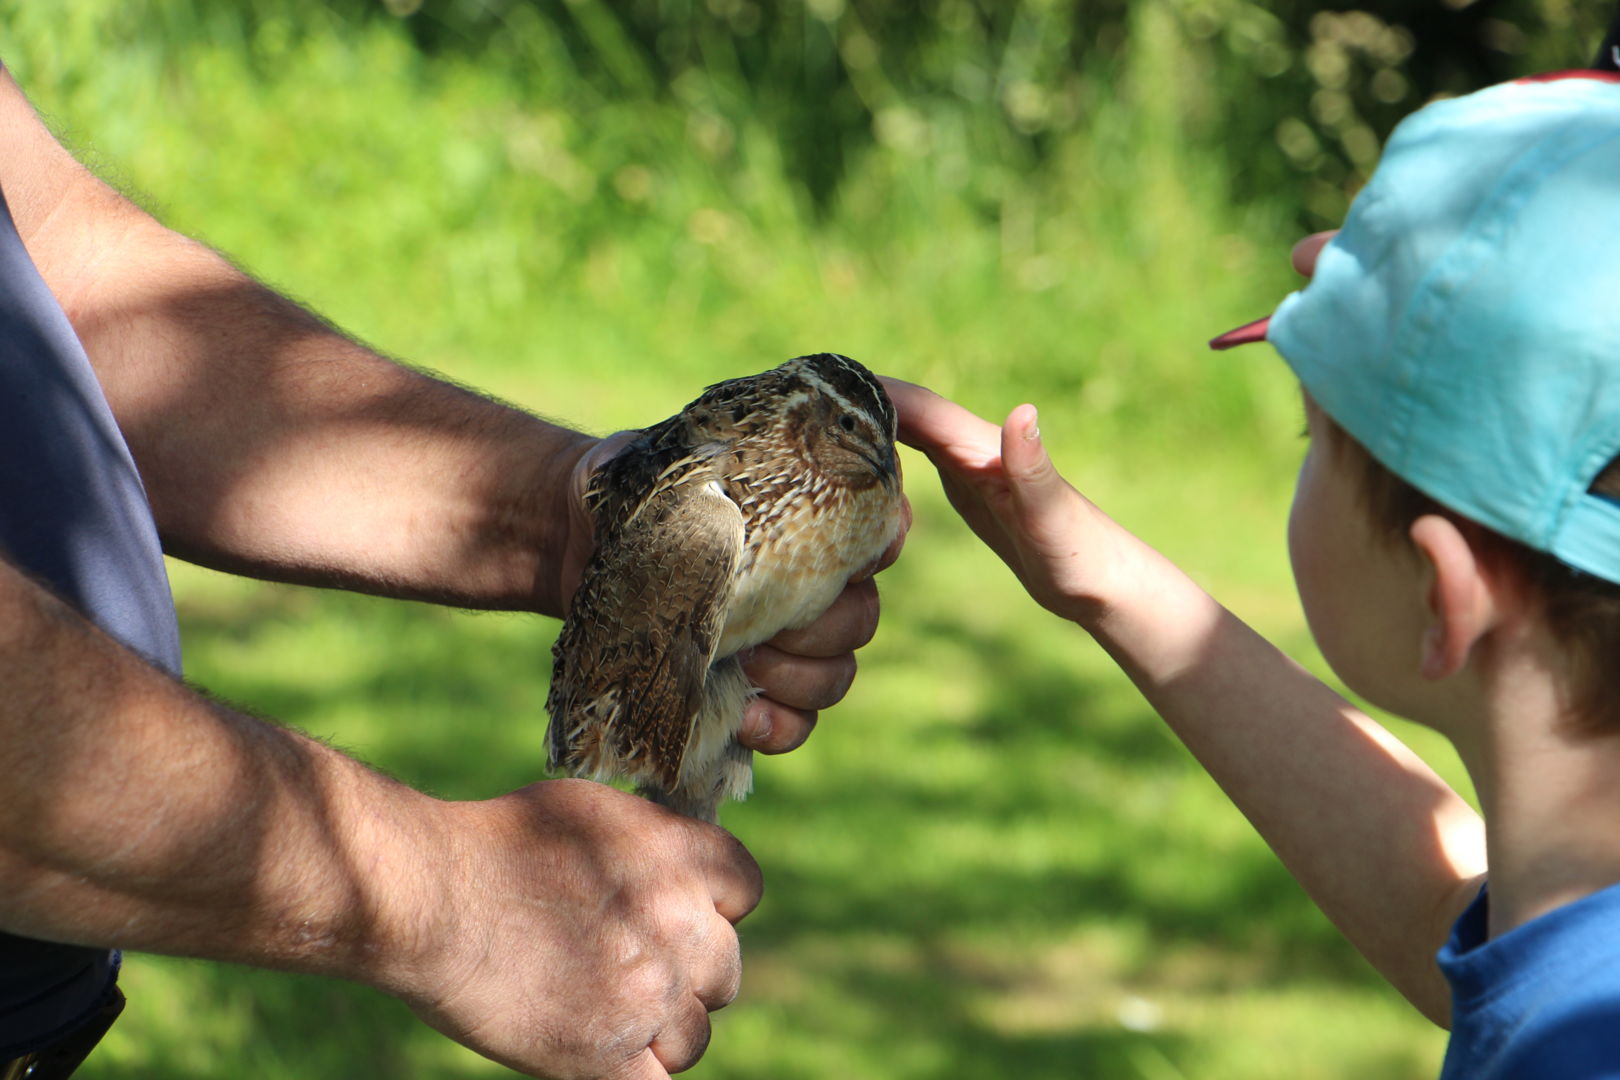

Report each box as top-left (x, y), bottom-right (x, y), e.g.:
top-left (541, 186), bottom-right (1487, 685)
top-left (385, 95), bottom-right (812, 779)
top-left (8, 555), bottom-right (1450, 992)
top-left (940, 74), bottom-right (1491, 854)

top-left (2, 5), bottom-right (1469, 1077)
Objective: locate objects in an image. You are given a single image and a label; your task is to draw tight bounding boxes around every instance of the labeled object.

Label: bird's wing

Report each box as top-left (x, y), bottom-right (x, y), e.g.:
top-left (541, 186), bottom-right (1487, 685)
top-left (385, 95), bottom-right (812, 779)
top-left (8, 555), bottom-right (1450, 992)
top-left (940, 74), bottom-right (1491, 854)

top-left (547, 461), bottom-right (744, 792)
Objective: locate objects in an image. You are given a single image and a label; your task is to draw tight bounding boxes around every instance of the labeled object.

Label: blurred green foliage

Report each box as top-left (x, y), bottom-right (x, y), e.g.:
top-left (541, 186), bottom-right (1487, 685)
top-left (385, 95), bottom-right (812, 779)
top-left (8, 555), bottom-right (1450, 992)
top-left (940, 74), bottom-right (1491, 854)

top-left (49, 0), bottom-right (1613, 226)
top-left (1, 1), bottom-right (1609, 1078)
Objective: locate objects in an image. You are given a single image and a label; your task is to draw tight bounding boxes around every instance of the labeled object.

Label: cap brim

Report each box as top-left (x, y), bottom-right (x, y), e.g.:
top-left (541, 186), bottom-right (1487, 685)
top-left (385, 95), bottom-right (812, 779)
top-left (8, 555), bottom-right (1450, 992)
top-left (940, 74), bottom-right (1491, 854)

top-left (1208, 315), bottom-right (1271, 351)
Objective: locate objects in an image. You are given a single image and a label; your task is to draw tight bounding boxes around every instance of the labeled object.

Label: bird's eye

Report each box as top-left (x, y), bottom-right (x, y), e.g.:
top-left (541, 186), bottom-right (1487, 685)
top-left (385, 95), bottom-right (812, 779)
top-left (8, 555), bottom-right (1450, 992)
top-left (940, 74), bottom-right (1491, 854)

top-left (838, 415), bottom-right (857, 433)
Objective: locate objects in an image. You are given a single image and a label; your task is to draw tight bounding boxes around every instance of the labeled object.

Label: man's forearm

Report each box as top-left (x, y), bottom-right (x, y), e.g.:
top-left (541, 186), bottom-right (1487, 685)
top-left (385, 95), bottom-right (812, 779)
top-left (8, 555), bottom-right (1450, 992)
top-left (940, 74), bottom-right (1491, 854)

top-left (0, 68), bottom-right (592, 616)
top-left (88, 236), bottom-right (590, 614)
top-left (52, 208), bottom-right (591, 615)
top-left (0, 555), bottom-right (437, 988)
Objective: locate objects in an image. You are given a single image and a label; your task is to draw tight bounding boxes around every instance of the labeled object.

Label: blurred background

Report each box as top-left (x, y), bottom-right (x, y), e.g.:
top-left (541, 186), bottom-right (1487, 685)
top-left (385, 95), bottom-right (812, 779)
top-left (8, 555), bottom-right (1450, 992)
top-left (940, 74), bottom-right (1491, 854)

top-left (3, 1), bottom-right (1611, 1077)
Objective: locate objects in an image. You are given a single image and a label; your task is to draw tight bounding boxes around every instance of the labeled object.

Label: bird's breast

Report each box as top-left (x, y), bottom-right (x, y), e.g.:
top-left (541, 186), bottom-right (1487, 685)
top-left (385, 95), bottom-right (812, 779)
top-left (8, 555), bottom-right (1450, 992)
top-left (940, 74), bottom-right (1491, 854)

top-left (714, 479), bottom-right (901, 658)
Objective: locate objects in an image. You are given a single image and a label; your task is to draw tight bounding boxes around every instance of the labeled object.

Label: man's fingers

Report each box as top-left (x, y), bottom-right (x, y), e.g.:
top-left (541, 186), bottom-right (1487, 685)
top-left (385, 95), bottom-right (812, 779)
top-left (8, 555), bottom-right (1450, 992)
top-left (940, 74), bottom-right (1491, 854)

top-left (611, 1047), bottom-right (676, 1080)
top-left (692, 828), bottom-right (763, 924)
top-left (1291, 231), bottom-right (1336, 277)
top-left (740, 645), bottom-right (857, 711)
top-left (763, 578), bottom-right (879, 658)
top-left (737, 699), bottom-right (818, 754)
top-left (743, 646), bottom-right (853, 712)
top-left (691, 912), bottom-right (746, 1011)
top-left (648, 997), bottom-right (714, 1075)
top-left (736, 574), bottom-right (873, 751)
top-left (642, 910), bottom-right (739, 1073)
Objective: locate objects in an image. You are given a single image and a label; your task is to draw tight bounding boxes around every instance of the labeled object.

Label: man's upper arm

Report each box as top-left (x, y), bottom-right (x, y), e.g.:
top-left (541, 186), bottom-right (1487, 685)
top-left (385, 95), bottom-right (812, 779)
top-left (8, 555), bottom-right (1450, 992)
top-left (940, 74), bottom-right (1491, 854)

top-left (0, 66), bottom-right (102, 241)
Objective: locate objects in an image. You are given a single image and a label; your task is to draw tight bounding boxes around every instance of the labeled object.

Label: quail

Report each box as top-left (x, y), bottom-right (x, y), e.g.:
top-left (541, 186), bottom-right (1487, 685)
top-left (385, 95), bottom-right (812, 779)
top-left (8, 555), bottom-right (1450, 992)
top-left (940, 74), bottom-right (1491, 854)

top-left (546, 352), bottom-right (904, 823)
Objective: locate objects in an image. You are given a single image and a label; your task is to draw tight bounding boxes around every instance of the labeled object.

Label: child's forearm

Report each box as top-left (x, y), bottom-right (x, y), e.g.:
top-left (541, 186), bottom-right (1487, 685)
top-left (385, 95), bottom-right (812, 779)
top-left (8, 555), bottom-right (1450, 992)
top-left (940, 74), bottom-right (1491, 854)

top-left (895, 380), bottom-right (1484, 1027)
top-left (1089, 537), bottom-right (1484, 1027)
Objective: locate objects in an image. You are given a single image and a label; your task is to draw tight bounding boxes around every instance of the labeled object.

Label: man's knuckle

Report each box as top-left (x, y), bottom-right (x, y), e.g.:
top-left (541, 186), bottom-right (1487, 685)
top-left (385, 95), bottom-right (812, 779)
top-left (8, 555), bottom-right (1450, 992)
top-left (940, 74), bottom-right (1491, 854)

top-left (658, 1012), bottom-right (713, 1074)
top-left (710, 957), bottom-right (743, 1009)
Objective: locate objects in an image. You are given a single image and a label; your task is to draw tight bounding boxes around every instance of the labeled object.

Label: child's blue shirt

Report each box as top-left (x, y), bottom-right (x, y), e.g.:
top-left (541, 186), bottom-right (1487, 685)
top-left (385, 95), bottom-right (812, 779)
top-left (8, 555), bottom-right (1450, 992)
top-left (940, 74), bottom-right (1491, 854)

top-left (1440, 882), bottom-right (1620, 1078)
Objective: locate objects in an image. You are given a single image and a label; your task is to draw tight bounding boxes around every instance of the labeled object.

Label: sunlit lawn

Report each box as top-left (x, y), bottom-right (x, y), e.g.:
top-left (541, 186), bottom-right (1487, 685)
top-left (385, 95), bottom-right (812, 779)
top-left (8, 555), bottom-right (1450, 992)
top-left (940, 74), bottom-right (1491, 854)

top-left (3, 6), bottom-right (1470, 1077)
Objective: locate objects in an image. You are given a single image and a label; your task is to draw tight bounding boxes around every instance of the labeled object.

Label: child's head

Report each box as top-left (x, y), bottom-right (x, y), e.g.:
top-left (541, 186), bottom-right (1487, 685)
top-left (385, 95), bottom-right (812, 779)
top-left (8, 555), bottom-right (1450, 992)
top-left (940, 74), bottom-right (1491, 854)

top-left (1310, 399), bottom-right (1620, 730)
top-left (1215, 72), bottom-right (1620, 729)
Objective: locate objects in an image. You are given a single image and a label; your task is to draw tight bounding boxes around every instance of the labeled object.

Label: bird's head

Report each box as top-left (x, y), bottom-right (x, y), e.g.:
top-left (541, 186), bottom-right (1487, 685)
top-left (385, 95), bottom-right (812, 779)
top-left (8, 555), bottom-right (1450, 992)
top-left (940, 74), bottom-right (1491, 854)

top-left (781, 352), bottom-right (899, 490)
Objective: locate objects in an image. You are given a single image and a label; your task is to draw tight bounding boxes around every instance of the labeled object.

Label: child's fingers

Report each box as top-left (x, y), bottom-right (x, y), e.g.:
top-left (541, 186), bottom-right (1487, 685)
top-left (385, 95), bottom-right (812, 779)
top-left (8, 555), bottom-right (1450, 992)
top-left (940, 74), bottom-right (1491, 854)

top-left (1291, 231), bottom-right (1336, 277)
top-left (880, 376), bottom-right (1002, 468)
top-left (999, 404), bottom-right (1066, 525)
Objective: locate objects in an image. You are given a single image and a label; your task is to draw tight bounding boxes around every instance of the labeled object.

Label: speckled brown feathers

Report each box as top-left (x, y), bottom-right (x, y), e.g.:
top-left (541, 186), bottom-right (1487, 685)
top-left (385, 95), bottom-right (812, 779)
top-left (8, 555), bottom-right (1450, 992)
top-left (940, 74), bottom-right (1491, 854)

top-left (546, 353), bottom-right (903, 822)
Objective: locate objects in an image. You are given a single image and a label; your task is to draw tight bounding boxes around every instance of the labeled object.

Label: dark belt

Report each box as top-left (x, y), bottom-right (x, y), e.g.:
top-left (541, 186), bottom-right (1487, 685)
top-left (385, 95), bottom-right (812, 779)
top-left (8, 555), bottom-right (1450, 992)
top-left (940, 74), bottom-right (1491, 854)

top-left (0, 988), bottom-right (123, 1080)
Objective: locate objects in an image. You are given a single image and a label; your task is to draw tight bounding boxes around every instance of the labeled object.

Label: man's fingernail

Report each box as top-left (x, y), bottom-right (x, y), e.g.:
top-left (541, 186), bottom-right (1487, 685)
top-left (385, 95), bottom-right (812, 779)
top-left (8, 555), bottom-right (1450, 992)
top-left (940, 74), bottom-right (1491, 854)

top-left (1025, 406), bottom-right (1040, 441)
top-left (747, 714), bottom-right (772, 745)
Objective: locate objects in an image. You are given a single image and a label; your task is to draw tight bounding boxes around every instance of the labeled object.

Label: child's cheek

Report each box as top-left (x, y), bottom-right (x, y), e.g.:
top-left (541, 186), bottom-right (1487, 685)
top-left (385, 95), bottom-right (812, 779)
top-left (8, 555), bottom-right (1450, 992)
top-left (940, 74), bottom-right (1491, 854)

top-left (1287, 449), bottom-right (1355, 682)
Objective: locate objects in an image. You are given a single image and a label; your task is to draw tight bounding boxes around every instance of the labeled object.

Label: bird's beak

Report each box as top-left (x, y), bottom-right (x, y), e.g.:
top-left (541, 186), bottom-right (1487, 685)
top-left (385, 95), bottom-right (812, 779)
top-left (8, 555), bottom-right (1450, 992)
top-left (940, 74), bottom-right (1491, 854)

top-left (873, 444), bottom-right (900, 484)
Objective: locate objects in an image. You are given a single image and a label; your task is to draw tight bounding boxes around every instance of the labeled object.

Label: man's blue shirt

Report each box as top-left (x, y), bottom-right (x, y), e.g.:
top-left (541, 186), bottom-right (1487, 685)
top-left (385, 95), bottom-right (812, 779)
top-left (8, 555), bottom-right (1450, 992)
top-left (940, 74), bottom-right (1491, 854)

top-left (0, 185), bottom-right (180, 1057)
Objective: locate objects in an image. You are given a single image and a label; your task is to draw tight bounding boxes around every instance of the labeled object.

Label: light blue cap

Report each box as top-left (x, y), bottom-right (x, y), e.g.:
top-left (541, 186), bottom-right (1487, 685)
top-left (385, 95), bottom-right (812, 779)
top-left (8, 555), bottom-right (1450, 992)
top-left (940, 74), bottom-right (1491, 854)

top-left (1229, 74), bottom-right (1620, 583)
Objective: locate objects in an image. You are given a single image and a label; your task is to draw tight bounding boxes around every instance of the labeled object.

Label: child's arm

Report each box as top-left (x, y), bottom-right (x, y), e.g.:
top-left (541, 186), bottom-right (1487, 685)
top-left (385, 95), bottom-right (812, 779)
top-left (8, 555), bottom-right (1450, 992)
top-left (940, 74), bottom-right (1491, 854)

top-left (890, 381), bottom-right (1486, 1028)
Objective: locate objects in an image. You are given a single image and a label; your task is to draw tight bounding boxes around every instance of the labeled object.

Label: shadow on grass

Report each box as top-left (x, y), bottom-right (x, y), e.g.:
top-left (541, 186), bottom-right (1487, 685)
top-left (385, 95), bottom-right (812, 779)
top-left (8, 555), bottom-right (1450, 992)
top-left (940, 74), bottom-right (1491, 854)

top-left (84, 962), bottom-right (427, 1080)
top-left (138, 575), bottom-right (1409, 1078)
top-left (744, 611), bottom-right (1374, 979)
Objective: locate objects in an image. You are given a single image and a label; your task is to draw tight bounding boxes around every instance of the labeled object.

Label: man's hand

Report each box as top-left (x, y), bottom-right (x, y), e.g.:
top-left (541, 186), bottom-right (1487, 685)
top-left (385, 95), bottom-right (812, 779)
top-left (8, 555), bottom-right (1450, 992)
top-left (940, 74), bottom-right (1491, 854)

top-left (0, 556), bottom-right (764, 1079)
top-left (394, 780), bottom-right (761, 1079)
top-left (734, 513), bottom-right (907, 753)
top-left (563, 433), bottom-right (910, 756)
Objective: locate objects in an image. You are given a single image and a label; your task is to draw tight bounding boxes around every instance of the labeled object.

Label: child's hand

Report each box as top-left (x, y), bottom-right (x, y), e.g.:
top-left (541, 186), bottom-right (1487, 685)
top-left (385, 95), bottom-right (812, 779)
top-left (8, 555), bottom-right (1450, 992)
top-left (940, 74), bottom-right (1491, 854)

top-left (883, 377), bottom-right (1140, 629)
top-left (1293, 231), bottom-right (1335, 276)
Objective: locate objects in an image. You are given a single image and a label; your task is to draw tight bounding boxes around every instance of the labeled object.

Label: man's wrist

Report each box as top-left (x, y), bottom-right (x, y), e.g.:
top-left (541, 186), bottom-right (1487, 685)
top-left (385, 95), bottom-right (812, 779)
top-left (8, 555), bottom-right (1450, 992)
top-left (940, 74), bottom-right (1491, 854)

top-left (528, 429), bottom-right (601, 618)
top-left (311, 769), bottom-right (462, 999)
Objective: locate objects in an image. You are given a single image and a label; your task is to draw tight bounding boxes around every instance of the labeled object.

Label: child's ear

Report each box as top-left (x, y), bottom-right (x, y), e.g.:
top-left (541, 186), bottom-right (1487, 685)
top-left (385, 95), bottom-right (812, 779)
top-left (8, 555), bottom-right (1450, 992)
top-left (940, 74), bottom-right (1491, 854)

top-left (1408, 514), bottom-right (1499, 680)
